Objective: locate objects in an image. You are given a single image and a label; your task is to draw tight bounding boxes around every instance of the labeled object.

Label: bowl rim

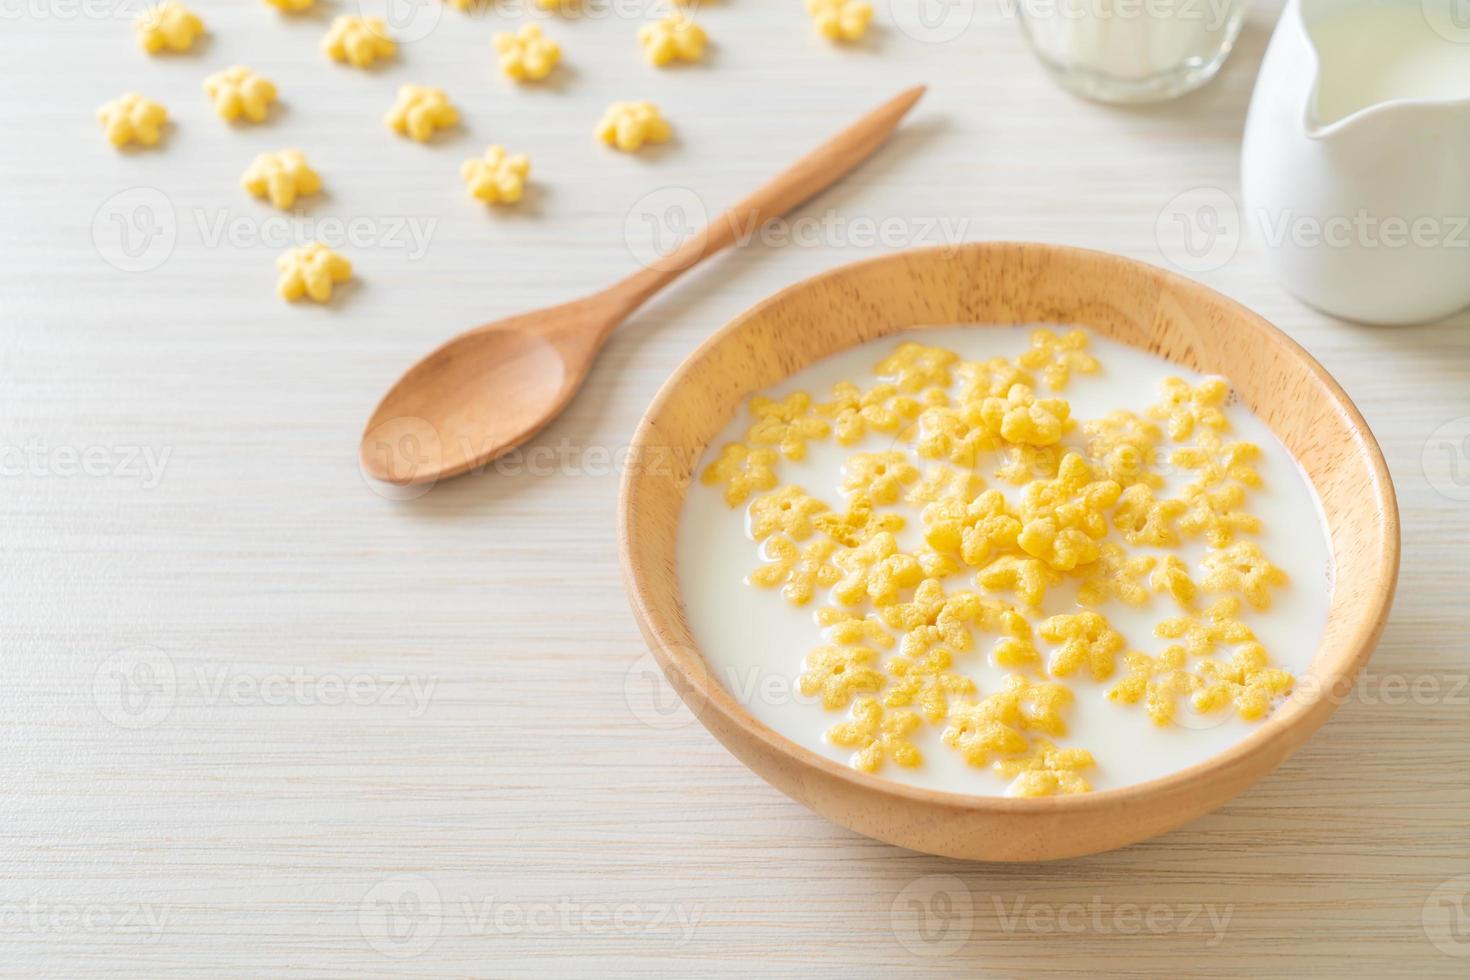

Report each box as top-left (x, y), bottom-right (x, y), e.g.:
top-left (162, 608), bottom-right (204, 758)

top-left (618, 241), bottom-right (1400, 816)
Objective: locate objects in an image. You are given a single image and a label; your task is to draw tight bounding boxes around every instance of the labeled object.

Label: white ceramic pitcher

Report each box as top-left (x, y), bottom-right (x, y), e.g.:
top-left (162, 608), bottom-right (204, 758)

top-left (1241, 0), bottom-right (1470, 325)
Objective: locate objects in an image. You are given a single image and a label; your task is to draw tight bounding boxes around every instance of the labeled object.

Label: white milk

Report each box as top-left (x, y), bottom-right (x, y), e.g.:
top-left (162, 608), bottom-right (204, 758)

top-left (676, 326), bottom-right (1334, 796)
top-left (1311, 4), bottom-right (1470, 125)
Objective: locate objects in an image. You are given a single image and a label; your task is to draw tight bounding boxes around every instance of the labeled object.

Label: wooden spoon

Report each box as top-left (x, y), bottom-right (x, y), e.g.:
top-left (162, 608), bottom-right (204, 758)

top-left (360, 85), bottom-right (927, 486)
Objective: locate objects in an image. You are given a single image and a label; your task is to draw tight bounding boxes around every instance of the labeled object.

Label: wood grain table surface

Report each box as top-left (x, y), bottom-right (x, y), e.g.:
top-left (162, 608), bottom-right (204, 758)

top-left (2, 1), bottom-right (1467, 976)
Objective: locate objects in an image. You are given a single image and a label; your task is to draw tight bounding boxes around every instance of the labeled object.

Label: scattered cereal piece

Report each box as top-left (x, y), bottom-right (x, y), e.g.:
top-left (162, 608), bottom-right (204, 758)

top-left (816, 607), bottom-right (895, 650)
top-left (922, 489), bottom-right (1021, 567)
top-left (905, 465), bottom-right (986, 507)
top-left (976, 554), bottom-right (1057, 608)
top-left (979, 383), bottom-right (1072, 447)
top-left (884, 647), bottom-right (976, 723)
top-left (877, 342), bottom-right (957, 393)
top-left (842, 452), bottom-right (918, 505)
top-left (991, 607), bottom-right (1042, 670)
top-left (1148, 376), bottom-right (1230, 441)
top-left (1155, 597), bottom-right (1254, 658)
top-left (806, 0), bottom-right (874, 41)
top-left (596, 101), bottom-right (671, 152)
top-left (1192, 643), bottom-right (1294, 720)
top-left (135, 1), bottom-right (203, 54)
top-left (1172, 430), bottom-right (1263, 490)
top-left (1178, 481), bottom-right (1262, 548)
top-left (944, 675), bottom-right (1072, 765)
top-left (98, 93), bottom-right (168, 148)
top-left (819, 381), bottom-right (923, 445)
top-left (1114, 483), bottom-right (1186, 547)
top-left (1039, 611), bottom-right (1124, 681)
top-left (702, 443), bottom-right (779, 507)
top-left (957, 357), bottom-right (1034, 404)
top-left (461, 145), bottom-right (531, 205)
top-left (241, 150), bottom-right (321, 210)
top-left (813, 492), bottom-right (904, 548)
top-left (832, 531), bottom-right (923, 607)
top-left (995, 739), bottom-right (1095, 796)
top-left (914, 403), bottom-right (994, 467)
top-left (386, 85), bottom-right (459, 142)
top-left (798, 645), bottom-right (884, 710)
top-left (749, 486), bottom-right (829, 542)
top-left (1077, 543), bottom-right (1155, 607)
top-left (747, 392), bottom-right (830, 461)
top-left (1109, 647), bottom-right (1195, 725)
top-left (1201, 541), bottom-right (1288, 611)
top-left (639, 14), bottom-right (707, 66)
top-left (1084, 410), bottom-right (1163, 488)
top-left (880, 579), bottom-right (987, 657)
top-left (943, 699), bottom-right (1028, 766)
top-left (828, 698), bottom-right (923, 772)
top-left (323, 15), bottom-right (395, 68)
top-left (204, 66), bottom-right (278, 123)
top-left (1149, 555), bottom-right (1197, 609)
top-left (494, 23), bottom-right (561, 81)
top-left (276, 242), bottom-right (351, 303)
top-left (750, 536), bottom-right (840, 606)
top-left (1017, 328), bottom-right (1100, 390)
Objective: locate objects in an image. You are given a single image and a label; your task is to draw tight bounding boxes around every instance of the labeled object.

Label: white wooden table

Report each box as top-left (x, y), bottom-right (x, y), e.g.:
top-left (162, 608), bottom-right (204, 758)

top-left (3, 1), bottom-right (1468, 976)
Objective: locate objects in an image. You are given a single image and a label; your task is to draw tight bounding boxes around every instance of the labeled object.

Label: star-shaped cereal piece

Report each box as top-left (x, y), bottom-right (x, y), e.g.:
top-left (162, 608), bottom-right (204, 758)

top-left (876, 342), bottom-right (958, 393)
top-left (276, 243), bottom-right (352, 303)
top-left (828, 698), bottom-right (922, 772)
top-left (1018, 452), bottom-right (1120, 534)
top-left (1201, 541), bottom-right (1288, 611)
top-left (749, 486), bottom-right (830, 542)
top-left (905, 465), bottom-right (986, 507)
top-left (203, 66), bottom-right (277, 123)
top-left (883, 646), bottom-right (976, 723)
top-left (957, 357), bottom-right (1034, 404)
top-left (386, 85), bottom-right (459, 142)
top-left (880, 579), bottom-right (988, 657)
top-left (701, 443), bottom-right (778, 507)
top-left (597, 101), bottom-right (672, 152)
top-left (943, 674), bottom-right (1072, 765)
top-left (1108, 646), bottom-right (1196, 725)
top-left (638, 14), bottom-right (707, 66)
top-left (323, 15), bottom-right (396, 68)
top-left (995, 739), bottom-right (1095, 796)
top-left (979, 383), bottom-right (1072, 447)
top-left (819, 381), bottom-right (924, 445)
top-left (816, 607), bottom-right (895, 650)
top-left (1148, 376), bottom-right (1230, 442)
top-left (1192, 643), bottom-right (1294, 721)
top-left (976, 554), bottom-right (1058, 608)
top-left (994, 444), bottom-right (1063, 486)
top-left (1113, 483), bottom-right (1186, 547)
top-left (1016, 328), bottom-right (1100, 390)
top-left (842, 452), bottom-right (918, 505)
top-left (1084, 409), bottom-right (1164, 489)
top-left (813, 492), bottom-right (904, 547)
top-left (914, 403), bottom-right (995, 468)
top-left (1039, 611), bottom-right (1124, 681)
top-left (98, 93), bottom-right (169, 148)
top-left (831, 532), bottom-right (923, 607)
top-left (1150, 554), bottom-right (1197, 609)
top-left (798, 645), bottom-right (884, 710)
top-left (805, 0), bottom-right (875, 41)
top-left (1076, 543), bottom-right (1155, 607)
top-left (494, 23), bottom-right (561, 81)
top-left (1155, 596), bottom-right (1254, 658)
top-left (922, 488), bottom-right (1022, 566)
top-left (749, 536), bottom-right (840, 606)
top-left (990, 607), bottom-right (1042, 670)
top-left (1178, 481), bottom-right (1262, 548)
top-left (1171, 429), bottom-right (1263, 491)
top-left (1017, 517), bottom-right (1101, 572)
top-left (241, 150), bottom-right (321, 210)
top-left (745, 392), bottom-right (829, 461)
top-left (461, 145), bottom-right (531, 205)
top-left (135, 2), bottom-right (203, 54)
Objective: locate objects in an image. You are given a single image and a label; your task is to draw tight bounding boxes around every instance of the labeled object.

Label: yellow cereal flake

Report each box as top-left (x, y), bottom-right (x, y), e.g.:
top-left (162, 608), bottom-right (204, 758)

top-left (1155, 596), bottom-right (1254, 658)
top-left (265, 0), bottom-right (314, 10)
top-left (1149, 554), bottom-right (1198, 609)
top-left (203, 66), bottom-right (277, 124)
top-left (749, 486), bottom-right (828, 541)
top-left (750, 536), bottom-right (840, 606)
top-left (884, 647), bottom-right (976, 723)
top-left (877, 342), bottom-right (957, 393)
top-left (386, 85), bottom-right (459, 142)
top-left (991, 607), bottom-right (1042, 670)
top-left (880, 579), bottom-right (987, 656)
top-left (597, 101), bottom-right (672, 152)
top-left (819, 381), bottom-right (924, 445)
top-left (798, 645), bottom-right (884, 710)
top-left (1178, 481), bottom-right (1262, 548)
top-left (832, 532), bottom-right (923, 607)
top-left (323, 15), bottom-right (396, 68)
top-left (1039, 611), bottom-right (1124, 681)
top-left (994, 444), bottom-right (1063, 486)
top-left (1201, 542), bottom-right (1288, 611)
top-left (639, 14), bottom-right (707, 66)
top-left (957, 357), bottom-right (1034, 404)
top-left (98, 93), bottom-right (168, 149)
top-left (1172, 429), bottom-right (1263, 490)
top-left (943, 698), bottom-right (1027, 765)
top-left (1108, 646), bottom-right (1194, 725)
top-left (922, 489), bottom-right (1021, 566)
top-left (980, 384), bottom-right (1072, 447)
top-left (1077, 543), bottom-right (1154, 607)
top-left (1114, 483), bottom-right (1185, 547)
top-left (276, 242), bottom-right (351, 303)
top-left (746, 392), bottom-right (829, 461)
top-left (494, 23), bottom-right (561, 81)
top-left (813, 492), bottom-right (904, 548)
top-left (944, 675), bottom-right (1073, 765)
top-left (1149, 376), bottom-right (1230, 441)
top-left (995, 739), bottom-right (1095, 796)
top-left (816, 607), bottom-right (894, 650)
top-left (136, 1), bottom-right (203, 54)
top-left (1017, 328), bottom-right (1100, 390)
top-left (1019, 453), bottom-right (1121, 536)
top-left (1192, 643), bottom-right (1294, 720)
top-left (914, 403), bottom-right (994, 468)
top-left (701, 443), bottom-right (778, 507)
top-left (906, 465), bottom-right (986, 507)
top-left (1084, 410), bottom-right (1164, 489)
top-left (806, 0), bottom-right (875, 41)
top-left (461, 145), bottom-right (531, 206)
top-left (842, 452), bottom-right (918, 505)
top-left (241, 150), bottom-right (321, 210)
top-left (828, 698), bottom-right (923, 772)
top-left (976, 554), bottom-right (1058, 608)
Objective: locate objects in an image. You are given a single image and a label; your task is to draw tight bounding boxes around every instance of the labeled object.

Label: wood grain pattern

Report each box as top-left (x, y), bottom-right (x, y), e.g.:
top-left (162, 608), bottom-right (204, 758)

top-left (1, 0), bottom-right (1467, 976)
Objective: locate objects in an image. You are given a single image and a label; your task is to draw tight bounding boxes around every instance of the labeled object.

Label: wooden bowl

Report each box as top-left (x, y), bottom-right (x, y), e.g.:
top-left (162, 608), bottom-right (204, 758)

top-left (617, 243), bottom-right (1399, 861)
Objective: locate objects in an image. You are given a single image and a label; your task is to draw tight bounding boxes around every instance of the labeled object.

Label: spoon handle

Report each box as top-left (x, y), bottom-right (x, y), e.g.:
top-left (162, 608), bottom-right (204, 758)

top-left (610, 85), bottom-right (927, 313)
